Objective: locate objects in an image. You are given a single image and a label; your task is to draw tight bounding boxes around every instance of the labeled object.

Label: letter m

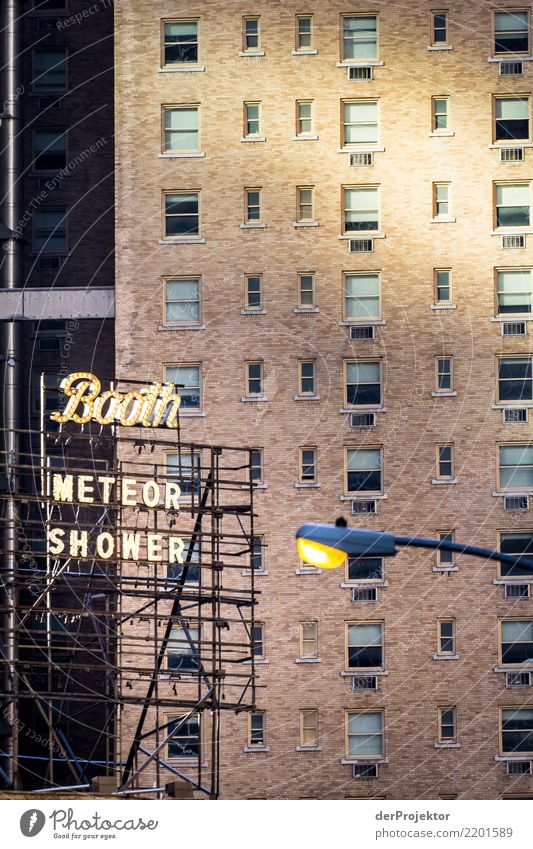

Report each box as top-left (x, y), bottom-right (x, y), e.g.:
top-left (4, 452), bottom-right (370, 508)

top-left (52, 474), bottom-right (74, 502)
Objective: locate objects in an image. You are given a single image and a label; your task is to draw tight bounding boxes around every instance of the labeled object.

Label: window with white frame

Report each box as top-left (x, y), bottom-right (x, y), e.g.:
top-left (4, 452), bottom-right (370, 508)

top-left (250, 535), bottom-right (264, 571)
top-left (300, 621), bottom-right (318, 659)
top-left (342, 16), bottom-right (378, 61)
top-left (166, 451), bottom-right (201, 497)
top-left (345, 361), bottom-right (381, 407)
top-left (33, 50), bottom-right (67, 91)
top-left (436, 357), bottom-right (453, 392)
top-left (496, 269), bottom-right (531, 315)
top-left (244, 102), bottom-right (261, 137)
top-left (164, 278), bottom-right (200, 324)
top-left (248, 711), bottom-right (265, 746)
top-left (432, 97), bottom-right (449, 131)
top-left (434, 269), bottom-right (452, 304)
top-left (499, 531), bottom-right (533, 579)
top-left (500, 620), bottom-right (533, 665)
top-left (495, 183), bottom-right (530, 229)
top-left (431, 11), bottom-right (448, 45)
top-left (501, 708), bottom-right (533, 755)
top-left (298, 273), bottom-right (315, 308)
top-left (298, 360), bottom-right (316, 395)
top-left (498, 357), bottom-right (532, 402)
top-left (165, 364), bottom-right (201, 409)
top-left (300, 709), bottom-right (319, 747)
top-left (494, 10), bottom-right (529, 55)
top-left (245, 188), bottom-right (262, 223)
top-left (433, 182), bottom-right (450, 217)
top-left (346, 447), bottom-right (382, 494)
top-left (245, 361), bottom-right (263, 396)
top-left (437, 531), bottom-right (454, 567)
top-left (33, 210), bottom-right (67, 253)
top-left (243, 17), bottom-right (260, 51)
top-left (343, 101), bottom-right (378, 146)
top-left (436, 443), bottom-right (454, 479)
top-left (34, 130), bottom-right (67, 171)
top-left (297, 187), bottom-right (314, 222)
top-left (167, 715), bottom-right (200, 759)
top-left (495, 97), bottom-right (530, 142)
top-left (252, 622), bottom-right (265, 659)
top-left (296, 16), bottom-right (313, 50)
top-left (299, 448), bottom-right (317, 483)
top-left (347, 622), bottom-right (383, 669)
top-left (167, 626), bottom-right (200, 670)
top-left (164, 192), bottom-right (199, 238)
top-left (438, 707), bottom-right (456, 743)
top-left (346, 711), bottom-right (383, 759)
top-left (245, 275), bottom-right (262, 309)
top-left (437, 619), bottom-right (456, 655)
top-left (296, 100), bottom-right (313, 136)
top-left (250, 448), bottom-right (263, 484)
top-left (163, 106), bottom-right (199, 152)
top-left (162, 20), bottom-right (198, 65)
top-left (344, 186), bottom-right (379, 232)
top-left (344, 273), bottom-right (381, 321)
top-left (499, 444), bottom-right (533, 490)
top-left (347, 557), bottom-right (383, 582)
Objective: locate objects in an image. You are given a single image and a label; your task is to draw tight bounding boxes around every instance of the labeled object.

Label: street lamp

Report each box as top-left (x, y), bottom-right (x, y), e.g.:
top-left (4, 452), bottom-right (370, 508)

top-left (296, 521), bottom-right (533, 573)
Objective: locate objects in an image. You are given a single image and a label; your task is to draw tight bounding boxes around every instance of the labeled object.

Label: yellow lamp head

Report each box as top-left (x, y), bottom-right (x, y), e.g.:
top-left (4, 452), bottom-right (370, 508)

top-left (297, 537), bottom-right (347, 570)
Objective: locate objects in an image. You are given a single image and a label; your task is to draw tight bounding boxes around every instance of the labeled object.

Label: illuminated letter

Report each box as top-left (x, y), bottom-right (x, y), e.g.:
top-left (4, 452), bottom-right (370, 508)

top-left (120, 479), bottom-right (137, 506)
top-left (152, 383), bottom-right (181, 429)
top-left (98, 476), bottom-right (115, 504)
top-left (52, 474), bottom-right (74, 502)
top-left (147, 535), bottom-right (163, 562)
top-left (168, 537), bottom-right (185, 564)
top-left (78, 475), bottom-right (95, 503)
top-left (69, 530), bottom-right (88, 557)
top-left (96, 532), bottom-right (114, 559)
top-left (118, 391), bottom-right (145, 427)
top-left (94, 390), bottom-right (122, 425)
top-left (141, 383), bottom-right (163, 428)
top-left (47, 528), bottom-right (65, 555)
top-left (51, 372), bottom-right (101, 424)
top-left (165, 482), bottom-right (181, 510)
top-left (142, 481), bottom-right (160, 509)
top-left (122, 532), bottom-right (141, 561)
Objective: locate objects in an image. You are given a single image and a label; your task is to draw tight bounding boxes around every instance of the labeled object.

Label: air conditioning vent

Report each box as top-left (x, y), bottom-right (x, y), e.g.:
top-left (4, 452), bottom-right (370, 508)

top-left (349, 238), bottom-right (373, 253)
top-left (38, 256), bottom-right (62, 272)
top-left (505, 671), bottom-right (531, 688)
top-left (504, 495), bottom-right (529, 511)
top-left (349, 324), bottom-right (375, 340)
top-left (352, 763), bottom-right (378, 779)
top-left (348, 66), bottom-right (372, 81)
top-left (38, 96), bottom-right (60, 111)
top-left (503, 408), bottom-right (528, 424)
top-left (351, 499), bottom-right (377, 515)
top-left (38, 337), bottom-right (61, 353)
top-left (350, 152), bottom-right (374, 167)
top-left (352, 675), bottom-right (378, 691)
top-left (502, 234), bottom-right (526, 249)
top-left (500, 147), bottom-right (525, 162)
top-left (506, 760), bottom-right (532, 776)
top-left (351, 586), bottom-right (378, 602)
top-left (350, 412), bottom-right (376, 428)
top-left (499, 61), bottom-right (524, 76)
top-left (502, 320), bottom-right (527, 336)
top-left (504, 583), bottom-right (531, 599)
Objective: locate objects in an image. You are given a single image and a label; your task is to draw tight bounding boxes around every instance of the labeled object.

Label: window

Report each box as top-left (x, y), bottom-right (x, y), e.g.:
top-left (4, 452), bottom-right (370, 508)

top-left (495, 183), bottom-right (530, 229)
top-left (35, 0), bottom-right (67, 8)
top-left (499, 444), bottom-right (533, 490)
top-left (252, 623), bottom-right (265, 659)
top-left (168, 539), bottom-right (200, 584)
top-left (300, 621), bottom-right (318, 659)
top-left (344, 186), bottom-right (379, 232)
top-left (432, 97), bottom-right (449, 131)
top-left (495, 97), bottom-right (530, 142)
top-left (345, 361), bottom-right (381, 407)
top-left (347, 622), bottom-right (383, 669)
top-left (437, 619), bottom-right (456, 655)
top-left (168, 715), bottom-right (200, 759)
top-left (300, 710), bottom-right (319, 747)
top-left (250, 535), bottom-right (264, 571)
top-left (494, 11), bottom-right (529, 55)
top-left (431, 11), bottom-right (448, 45)
top-left (163, 106), bottom-right (199, 152)
top-left (343, 101), bottom-right (378, 146)
top-left (346, 711), bottom-right (384, 759)
top-left (434, 269), bottom-right (452, 304)
top-left (498, 357), bottom-right (532, 402)
top-left (500, 620), bottom-right (533, 665)
top-left (433, 182), bottom-right (450, 217)
top-left (298, 273), bottom-right (315, 308)
top-left (245, 275), bottom-right (262, 310)
top-left (347, 557), bottom-right (383, 583)
top-left (243, 17), bottom-right (260, 51)
top-left (437, 531), bottom-right (454, 567)
top-left (344, 273), bottom-right (381, 321)
top-left (500, 531), bottom-right (533, 579)
top-left (244, 102), bottom-right (261, 137)
top-left (501, 708), bottom-right (533, 754)
top-left (164, 278), bottom-right (200, 325)
top-left (164, 192), bottom-right (199, 238)
top-left (246, 361), bottom-right (263, 396)
top-left (436, 444), bottom-right (454, 479)
top-left (496, 269), bottom-right (531, 315)
top-left (33, 210), bottom-right (67, 253)
top-left (165, 364), bottom-right (201, 409)
top-left (162, 20), bottom-right (198, 66)
top-left (297, 187), bottom-right (314, 222)
top-left (245, 188), bottom-right (262, 223)
top-left (34, 130), bottom-right (66, 171)
top-left (342, 16), bottom-right (378, 61)
top-left (250, 448), bottom-right (263, 484)
top-left (249, 711), bottom-right (265, 746)
top-left (168, 626), bottom-right (200, 670)
top-left (298, 360), bottom-right (316, 395)
top-left (346, 447), bottom-right (383, 494)
top-left (296, 16), bottom-right (312, 50)
top-left (166, 451), bottom-right (201, 497)
top-left (438, 707), bottom-right (457, 743)
top-left (296, 101), bottom-right (313, 136)
top-left (436, 357), bottom-right (453, 392)
top-left (33, 50), bottom-right (67, 91)
top-left (299, 448), bottom-right (317, 483)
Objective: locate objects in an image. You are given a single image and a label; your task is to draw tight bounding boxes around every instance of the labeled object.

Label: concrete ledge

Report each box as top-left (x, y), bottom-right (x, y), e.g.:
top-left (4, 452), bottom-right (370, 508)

top-left (0, 287), bottom-right (114, 320)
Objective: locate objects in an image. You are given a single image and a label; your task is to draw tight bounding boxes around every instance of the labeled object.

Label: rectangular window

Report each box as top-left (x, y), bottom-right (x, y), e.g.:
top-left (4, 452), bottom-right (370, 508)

top-left (438, 619), bottom-right (456, 655)
top-left (163, 106), bottom-right (199, 152)
top-left (500, 620), bottom-right (533, 665)
top-left (249, 711), bottom-right (265, 746)
top-left (346, 447), bottom-right (382, 494)
top-left (300, 709), bottom-right (319, 747)
top-left (166, 451), bottom-right (201, 497)
top-left (296, 100), bottom-right (313, 136)
top-left (245, 188), bottom-right (261, 223)
top-left (34, 130), bottom-right (66, 171)
top-left (346, 711), bottom-right (383, 759)
top-left (437, 531), bottom-right (454, 567)
top-left (297, 187), bottom-right (314, 222)
top-left (501, 708), bottom-right (533, 754)
top-left (435, 269), bottom-right (452, 304)
top-left (342, 16), bottom-right (378, 61)
top-left (431, 11), bottom-right (448, 45)
top-left (437, 444), bottom-right (454, 479)
top-left (250, 448), bottom-right (263, 484)
top-left (33, 210), bottom-right (67, 253)
top-left (244, 102), bottom-right (260, 137)
top-left (496, 269), bottom-right (531, 315)
top-left (436, 357), bottom-right (453, 391)
top-left (434, 182), bottom-right (450, 217)
top-left (347, 622), bottom-right (383, 669)
top-left (438, 707), bottom-right (457, 743)
top-left (499, 444), bottom-right (533, 490)
top-left (500, 531), bottom-right (533, 579)
top-left (299, 448), bottom-right (317, 483)
top-left (347, 557), bottom-right (383, 582)
top-left (164, 192), bottom-right (199, 238)
top-left (345, 361), bottom-right (381, 407)
top-left (343, 101), bottom-right (378, 146)
top-left (494, 11), bottom-right (529, 55)
top-left (168, 715), bottom-right (200, 759)
top-left (245, 274), bottom-right (262, 310)
top-left (246, 361), bottom-right (263, 396)
top-left (344, 273), bottom-right (381, 321)
top-left (300, 621), bottom-right (318, 659)
top-left (168, 626), bottom-right (200, 670)
top-left (495, 97), bottom-right (530, 142)
top-left (165, 364), bottom-right (201, 409)
top-left (250, 535), bottom-right (264, 571)
top-left (344, 186), bottom-right (379, 232)
top-left (496, 183), bottom-right (530, 228)
top-left (252, 623), bottom-right (265, 659)
top-left (296, 16), bottom-right (312, 49)
top-left (432, 97), bottom-right (449, 131)
top-left (164, 278), bottom-right (200, 324)
top-left (498, 357), bottom-right (532, 402)
top-left (243, 17), bottom-right (260, 51)
top-left (162, 20), bottom-right (198, 65)
top-left (298, 273), bottom-right (315, 308)
top-left (168, 539), bottom-right (200, 584)
top-left (299, 360), bottom-right (316, 395)
top-left (33, 50), bottom-right (67, 91)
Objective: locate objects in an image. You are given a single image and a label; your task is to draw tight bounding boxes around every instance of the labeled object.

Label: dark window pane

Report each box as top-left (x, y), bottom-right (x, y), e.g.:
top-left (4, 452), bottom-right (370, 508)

top-left (348, 557), bottom-right (383, 580)
top-left (347, 470), bottom-right (381, 491)
top-left (502, 642), bottom-right (533, 664)
top-left (495, 34), bottom-right (529, 53)
top-left (347, 383), bottom-right (381, 405)
top-left (497, 206), bottom-right (530, 227)
top-left (348, 646), bottom-right (382, 667)
top-left (496, 119), bottom-right (529, 140)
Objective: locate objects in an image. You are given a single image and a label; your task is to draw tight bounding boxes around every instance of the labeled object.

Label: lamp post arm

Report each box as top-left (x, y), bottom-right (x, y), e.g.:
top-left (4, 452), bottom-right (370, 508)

top-left (394, 535), bottom-right (533, 573)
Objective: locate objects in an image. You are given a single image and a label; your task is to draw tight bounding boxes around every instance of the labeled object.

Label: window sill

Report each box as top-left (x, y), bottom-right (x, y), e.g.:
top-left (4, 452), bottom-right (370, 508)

top-left (240, 222), bottom-right (266, 229)
top-left (340, 581), bottom-right (388, 588)
top-left (431, 216), bottom-right (456, 223)
top-left (241, 570), bottom-right (268, 577)
top-left (292, 49), bottom-right (318, 56)
top-left (487, 56), bottom-right (533, 63)
top-left (433, 654), bottom-right (459, 661)
top-left (338, 232), bottom-right (385, 240)
top-left (239, 51), bottom-right (265, 57)
top-left (428, 131), bottom-right (455, 137)
top-left (431, 391), bottom-right (457, 397)
top-left (158, 238), bottom-right (205, 245)
top-left (341, 757), bottom-right (389, 765)
top-left (341, 670), bottom-right (388, 677)
top-left (489, 143), bottom-right (533, 149)
top-left (336, 60), bottom-right (384, 68)
top-left (295, 482), bottom-right (321, 489)
top-left (243, 658), bottom-right (269, 665)
top-left (158, 65), bottom-right (206, 73)
top-left (337, 146), bottom-right (385, 154)
top-left (493, 578), bottom-right (533, 585)
top-left (158, 152), bottom-right (206, 159)
top-left (433, 743), bottom-right (460, 749)
top-left (295, 657), bottom-right (321, 664)
top-left (241, 396), bottom-right (267, 403)
top-left (491, 229), bottom-right (533, 236)
top-left (294, 394), bottom-right (320, 401)
top-left (494, 665), bottom-right (533, 673)
top-left (338, 319), bottom-right (387, 326)
top-left (427, 45), bottom-right (453, 51)
top-left (431, 303), bottom-right (457, 310)
top-left (340, 493), bottom-right (387, 501)
top-left (243, 746), bottom-right (270, 752)
top-left (492, 490), bottom-right (532, 497)
top-left (292, 135), bottom-right (319, 141)
top-left (158, 324), bottom-right (206, 331)
top-left (491, 315), bottom-right (533, 321)
top-left (339, 406), bottom-right (386, 414)
top-left (241, 309), bottom-right (266, 315)
top-left (294, 307), bottom-right (319, 313)
top-left (240, 136), bottom-right (266, 143)
top-left (179, 410), bottom-right (206, 417)
top-left (492, 402), bottom-right (533, 409)
top-left (433, 566), bottom-right (459, 573)
top-left (431, 478), bottom-right (458, 485)
top-left (296, 745), bottom-right (322, 752)
top-left (293, 221), bottom-right (320, 228)
top-left (495, 754), bottom-right (533, 763)
top-left (295, 567), bottom-right (320, 575)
